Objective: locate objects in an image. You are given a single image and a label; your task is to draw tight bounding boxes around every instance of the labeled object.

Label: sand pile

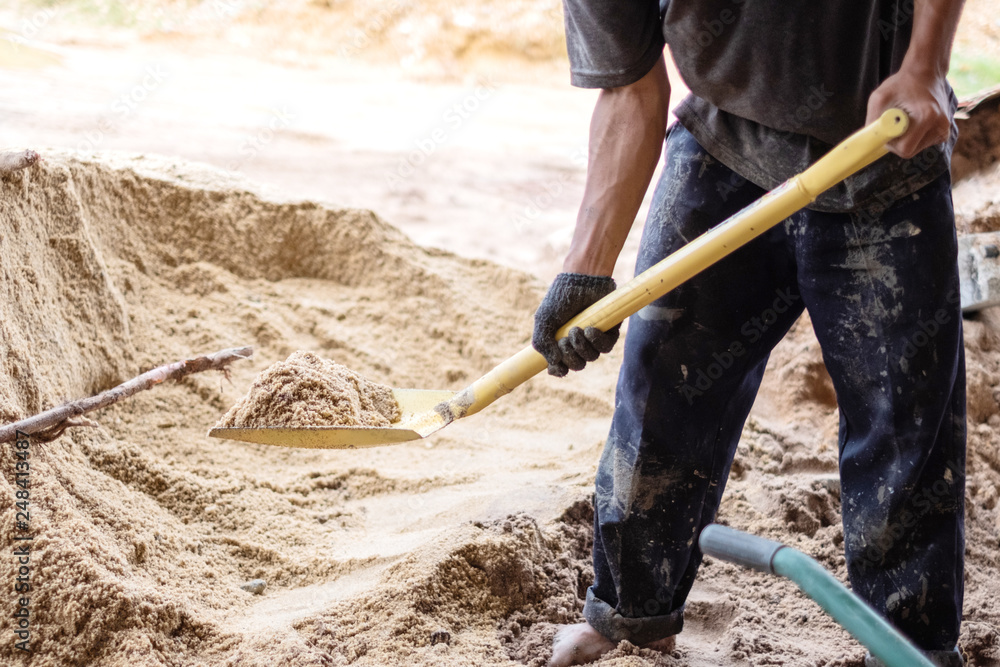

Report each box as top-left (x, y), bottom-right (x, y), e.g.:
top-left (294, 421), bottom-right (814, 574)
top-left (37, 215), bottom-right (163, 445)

top-left (955, 106), bottom-right (1000, 243)
top-left (954, 92), bottom-right (1000, 182)
top-left (0, 150), bottom-right (546, 666)
top-left (1, 147), bottom-right (1000, 667)
top-left (217, 352), bottom-right (401, 428)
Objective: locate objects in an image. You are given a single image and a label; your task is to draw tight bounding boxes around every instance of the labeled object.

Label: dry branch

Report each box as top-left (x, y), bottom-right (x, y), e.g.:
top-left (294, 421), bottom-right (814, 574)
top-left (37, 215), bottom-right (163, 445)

top-left (0, 346), bottom-right (253, 444)
top-left (0, 149), bottom-right (40, 175)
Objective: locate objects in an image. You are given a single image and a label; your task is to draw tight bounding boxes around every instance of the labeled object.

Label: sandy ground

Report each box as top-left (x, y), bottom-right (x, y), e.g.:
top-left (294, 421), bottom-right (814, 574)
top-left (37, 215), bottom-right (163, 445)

top-left (0, 0), bottom-right (703, 286)
top-left (1, 3), bottom-right (1000, 667)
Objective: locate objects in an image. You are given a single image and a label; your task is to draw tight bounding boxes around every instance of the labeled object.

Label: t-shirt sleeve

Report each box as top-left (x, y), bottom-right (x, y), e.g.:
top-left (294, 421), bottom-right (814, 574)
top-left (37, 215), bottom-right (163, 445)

top-left (562, 0), bottom-right (665, 89)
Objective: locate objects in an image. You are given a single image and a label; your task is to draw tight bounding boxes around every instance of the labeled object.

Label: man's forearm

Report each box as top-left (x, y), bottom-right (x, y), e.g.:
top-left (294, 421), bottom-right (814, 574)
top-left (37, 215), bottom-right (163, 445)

top-left (867, 0), bottom-right (965, 157)
top-left (903, 0), bottom-right (965, 78)
top-left (563, 56), bottom-right (670, 277)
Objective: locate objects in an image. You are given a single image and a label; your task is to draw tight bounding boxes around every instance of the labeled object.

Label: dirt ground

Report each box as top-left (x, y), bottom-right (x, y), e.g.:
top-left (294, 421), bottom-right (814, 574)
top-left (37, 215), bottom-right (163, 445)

top-left (2, 2), bottom-right (1000, 667)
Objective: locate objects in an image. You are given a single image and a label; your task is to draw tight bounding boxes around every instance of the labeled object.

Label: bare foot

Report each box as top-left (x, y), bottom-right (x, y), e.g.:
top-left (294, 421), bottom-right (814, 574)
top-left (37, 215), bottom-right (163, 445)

top-left (0, 149), bottom-right (41, 175)
top-left (547, 622), bottom-right (615, 667)
top-left (548, 622), bottom-right (678, 666)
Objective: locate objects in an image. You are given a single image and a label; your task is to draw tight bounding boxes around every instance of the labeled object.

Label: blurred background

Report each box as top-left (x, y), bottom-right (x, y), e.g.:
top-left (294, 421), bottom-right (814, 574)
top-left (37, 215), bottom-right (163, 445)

top-left (1, 0), bottom-right (999, 283)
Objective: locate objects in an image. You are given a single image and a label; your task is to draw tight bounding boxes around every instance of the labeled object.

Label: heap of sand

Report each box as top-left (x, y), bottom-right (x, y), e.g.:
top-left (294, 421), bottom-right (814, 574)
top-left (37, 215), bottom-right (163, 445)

top-left (217, 352), bottom-right (401, 429)
top-left (1, 152), bottom-right (998, 667)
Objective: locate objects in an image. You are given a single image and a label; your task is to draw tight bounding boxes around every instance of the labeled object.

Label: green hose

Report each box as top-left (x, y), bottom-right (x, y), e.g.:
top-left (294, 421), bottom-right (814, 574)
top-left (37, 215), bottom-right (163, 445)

top-left (699, 524), bottom-right (935, 667)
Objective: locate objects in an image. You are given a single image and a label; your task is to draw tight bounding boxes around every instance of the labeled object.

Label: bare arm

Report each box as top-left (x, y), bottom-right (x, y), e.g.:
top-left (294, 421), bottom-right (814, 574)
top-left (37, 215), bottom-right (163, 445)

top-left (563, 55), bottom-right (671, 276)
top-left (866, 0), bottom-right (966, 158)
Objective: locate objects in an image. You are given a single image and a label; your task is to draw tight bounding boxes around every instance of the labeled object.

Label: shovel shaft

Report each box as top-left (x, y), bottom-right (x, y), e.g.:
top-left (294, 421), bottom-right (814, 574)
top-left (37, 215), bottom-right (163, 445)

top-left (451, 109), bottom-right (908, 420)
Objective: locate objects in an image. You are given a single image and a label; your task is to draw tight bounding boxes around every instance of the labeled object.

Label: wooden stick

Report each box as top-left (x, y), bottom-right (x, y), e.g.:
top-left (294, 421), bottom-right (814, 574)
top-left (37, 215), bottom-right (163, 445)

top-left (0, 346), bottom-right (253, 444)
top-left (0, 149), bottom-right (40, 175)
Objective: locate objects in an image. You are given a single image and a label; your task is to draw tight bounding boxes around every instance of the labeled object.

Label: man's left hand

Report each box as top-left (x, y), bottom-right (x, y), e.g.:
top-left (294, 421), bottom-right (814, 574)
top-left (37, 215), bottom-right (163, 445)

top-left (866, 66), bottom-right (952, 159)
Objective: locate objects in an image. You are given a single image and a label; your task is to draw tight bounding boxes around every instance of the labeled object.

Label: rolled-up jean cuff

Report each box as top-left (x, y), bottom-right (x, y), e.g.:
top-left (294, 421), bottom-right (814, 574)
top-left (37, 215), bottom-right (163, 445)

top-left (582, 588), bottom-right (684, 645)
top-left (864, 648), bottom-right (963, 667)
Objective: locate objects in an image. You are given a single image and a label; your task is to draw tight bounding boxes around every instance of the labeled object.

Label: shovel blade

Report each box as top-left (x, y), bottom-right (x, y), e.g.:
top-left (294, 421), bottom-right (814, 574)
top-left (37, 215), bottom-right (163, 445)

top-left (208, 388), bottom-right (455, 449)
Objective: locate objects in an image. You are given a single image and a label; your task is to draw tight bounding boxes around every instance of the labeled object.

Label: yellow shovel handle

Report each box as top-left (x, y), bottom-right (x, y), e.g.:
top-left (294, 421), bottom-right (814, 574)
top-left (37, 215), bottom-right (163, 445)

top-left (452, 109), bottom-right (909, 420)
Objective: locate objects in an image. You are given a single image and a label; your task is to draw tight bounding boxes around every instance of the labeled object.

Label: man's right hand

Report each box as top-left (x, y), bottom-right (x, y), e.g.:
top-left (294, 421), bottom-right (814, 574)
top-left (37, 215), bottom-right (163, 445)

top-left (532, 273), bottom-right (621, 377)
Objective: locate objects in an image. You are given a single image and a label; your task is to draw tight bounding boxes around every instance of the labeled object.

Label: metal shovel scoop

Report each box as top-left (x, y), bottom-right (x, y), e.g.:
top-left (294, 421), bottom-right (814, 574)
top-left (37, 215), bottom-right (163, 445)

top-left (210, 109), bottom-right (908, 449)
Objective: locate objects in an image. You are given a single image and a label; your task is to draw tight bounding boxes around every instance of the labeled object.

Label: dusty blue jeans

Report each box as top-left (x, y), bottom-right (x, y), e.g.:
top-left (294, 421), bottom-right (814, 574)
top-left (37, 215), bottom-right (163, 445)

top-left (585, 123), bottom-right (965, 664)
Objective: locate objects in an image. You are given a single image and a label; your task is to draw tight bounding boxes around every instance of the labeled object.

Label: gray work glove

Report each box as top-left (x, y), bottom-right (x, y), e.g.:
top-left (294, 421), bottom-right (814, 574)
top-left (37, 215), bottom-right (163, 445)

top-left (532, 272), bottom-right (620, 377)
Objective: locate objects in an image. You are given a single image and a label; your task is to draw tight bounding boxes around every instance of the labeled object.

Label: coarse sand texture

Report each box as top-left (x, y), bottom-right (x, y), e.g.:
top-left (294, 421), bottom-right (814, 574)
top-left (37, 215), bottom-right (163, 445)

top-left (217, 351), bottom-right (401, 428)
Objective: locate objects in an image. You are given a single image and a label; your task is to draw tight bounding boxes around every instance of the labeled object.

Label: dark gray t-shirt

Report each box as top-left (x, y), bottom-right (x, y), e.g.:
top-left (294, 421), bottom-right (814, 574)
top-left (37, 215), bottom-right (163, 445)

top-left (562, 0), bottom-right (957, 213)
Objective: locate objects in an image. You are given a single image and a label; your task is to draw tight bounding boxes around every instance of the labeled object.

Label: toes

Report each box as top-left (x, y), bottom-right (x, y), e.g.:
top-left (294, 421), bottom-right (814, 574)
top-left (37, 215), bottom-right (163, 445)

top-left (548, 623), bottom-right (616, 667)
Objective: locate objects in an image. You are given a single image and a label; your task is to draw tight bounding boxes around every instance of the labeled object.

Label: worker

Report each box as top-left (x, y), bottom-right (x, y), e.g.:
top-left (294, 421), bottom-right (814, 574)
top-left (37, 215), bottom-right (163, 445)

top-left (532, 2), bottom-right (968, 666)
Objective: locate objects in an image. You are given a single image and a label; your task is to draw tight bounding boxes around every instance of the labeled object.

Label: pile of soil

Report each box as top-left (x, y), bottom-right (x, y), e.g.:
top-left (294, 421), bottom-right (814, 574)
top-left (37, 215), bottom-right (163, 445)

top-left (955, 94), bottom-right (1000, 238)
top-left (0, 151), bottom-right (545, 666)
top-left (217, 351), bottom-right (400, 428)
top-left (954, 91), bottom-right (1000, 182)
top-left (1, 149), bottom-right (999, 667)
